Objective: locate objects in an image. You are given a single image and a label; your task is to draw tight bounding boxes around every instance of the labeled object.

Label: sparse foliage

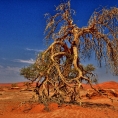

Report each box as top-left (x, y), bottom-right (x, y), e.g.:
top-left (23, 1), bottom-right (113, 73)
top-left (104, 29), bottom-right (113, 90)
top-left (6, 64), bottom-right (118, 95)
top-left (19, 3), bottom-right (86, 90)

top-left (23, 82), bottom-right (32, 89)
top-left (21, 1), bottom-right (118, 106)
top-left (11, 83), bottom-right (17, 87)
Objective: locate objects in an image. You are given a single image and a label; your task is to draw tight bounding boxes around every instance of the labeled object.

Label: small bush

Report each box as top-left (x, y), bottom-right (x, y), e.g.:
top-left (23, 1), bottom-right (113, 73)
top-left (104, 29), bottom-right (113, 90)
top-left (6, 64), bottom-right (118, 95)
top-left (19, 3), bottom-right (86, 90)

top-left (11, 83), bottom-right (17, 87)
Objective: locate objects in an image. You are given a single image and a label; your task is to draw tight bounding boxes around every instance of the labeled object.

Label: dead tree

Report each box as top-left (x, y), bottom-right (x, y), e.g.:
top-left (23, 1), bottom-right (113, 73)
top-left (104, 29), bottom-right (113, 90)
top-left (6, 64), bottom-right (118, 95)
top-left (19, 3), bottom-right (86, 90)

top-left (21, 1), bottom-right (118, 106)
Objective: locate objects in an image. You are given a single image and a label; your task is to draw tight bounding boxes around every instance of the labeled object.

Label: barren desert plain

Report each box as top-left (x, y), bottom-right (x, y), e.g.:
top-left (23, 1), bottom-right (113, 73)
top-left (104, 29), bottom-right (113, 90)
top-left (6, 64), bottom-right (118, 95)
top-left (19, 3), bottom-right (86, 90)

top-left (0, 81), bottom-right (118, 118)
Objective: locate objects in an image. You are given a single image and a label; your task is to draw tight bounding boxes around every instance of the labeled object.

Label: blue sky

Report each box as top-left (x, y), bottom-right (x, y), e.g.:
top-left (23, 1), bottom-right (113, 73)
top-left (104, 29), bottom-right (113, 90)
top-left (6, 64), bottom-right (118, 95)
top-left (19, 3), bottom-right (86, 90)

top-left (0, 0), bottom-right (118, 83)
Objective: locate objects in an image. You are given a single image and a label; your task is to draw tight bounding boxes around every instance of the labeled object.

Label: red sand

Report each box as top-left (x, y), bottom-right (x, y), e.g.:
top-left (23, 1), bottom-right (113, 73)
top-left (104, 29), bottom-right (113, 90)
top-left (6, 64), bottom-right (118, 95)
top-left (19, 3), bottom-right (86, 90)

top-left (0, 81), bottom-right (118, 118)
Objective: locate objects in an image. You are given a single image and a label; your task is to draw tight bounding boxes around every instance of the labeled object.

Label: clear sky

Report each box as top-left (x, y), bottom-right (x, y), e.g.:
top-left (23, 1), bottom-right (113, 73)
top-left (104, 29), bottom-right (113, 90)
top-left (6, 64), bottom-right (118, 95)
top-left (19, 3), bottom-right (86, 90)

top-left (0, 0), bottom-right (118, 83)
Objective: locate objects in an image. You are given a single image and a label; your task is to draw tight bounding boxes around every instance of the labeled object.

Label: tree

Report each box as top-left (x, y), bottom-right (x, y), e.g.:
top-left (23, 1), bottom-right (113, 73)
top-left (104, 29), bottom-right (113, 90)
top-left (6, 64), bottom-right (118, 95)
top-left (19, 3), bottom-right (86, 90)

top-left (21, 1), bottom-right (118, 106)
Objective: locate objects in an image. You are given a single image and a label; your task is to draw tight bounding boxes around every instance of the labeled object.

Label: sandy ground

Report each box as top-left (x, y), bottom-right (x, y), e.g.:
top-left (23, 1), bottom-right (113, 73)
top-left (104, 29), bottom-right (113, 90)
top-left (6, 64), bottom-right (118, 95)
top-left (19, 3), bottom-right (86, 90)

top-left (0, 81), bottom-right (118, 118)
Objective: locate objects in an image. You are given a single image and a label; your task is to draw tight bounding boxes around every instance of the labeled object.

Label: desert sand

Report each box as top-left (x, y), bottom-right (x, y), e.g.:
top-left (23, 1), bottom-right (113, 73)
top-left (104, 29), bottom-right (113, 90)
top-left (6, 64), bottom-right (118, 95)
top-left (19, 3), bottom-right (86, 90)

top-left (0, 81), bottom-right (118, 118)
